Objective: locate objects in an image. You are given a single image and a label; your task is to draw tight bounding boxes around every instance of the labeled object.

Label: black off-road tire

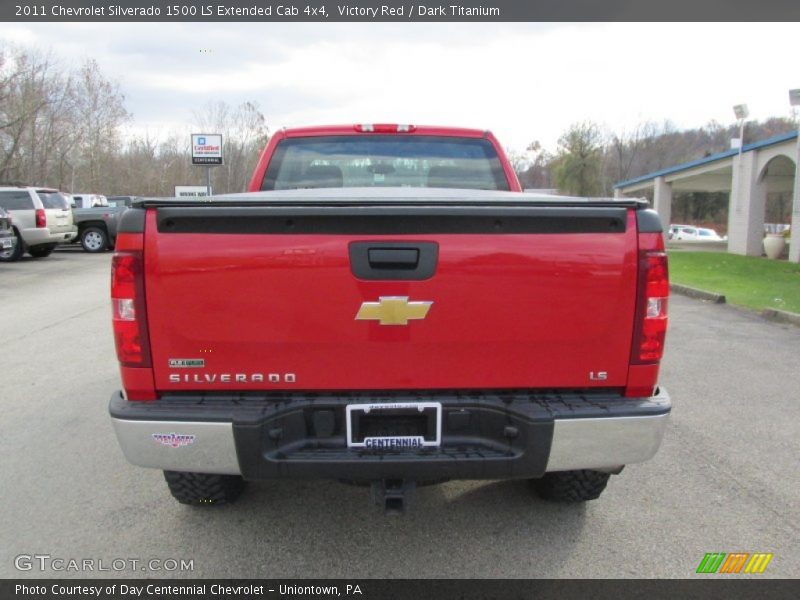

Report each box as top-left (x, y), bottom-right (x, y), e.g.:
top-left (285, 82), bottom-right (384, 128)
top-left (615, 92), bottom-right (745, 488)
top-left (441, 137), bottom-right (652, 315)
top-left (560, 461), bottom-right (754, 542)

top-left (0, 231), bottom-right (25, 262)
top-left (531, 469), bottom-right (611, 502)
top-left (28, 244), bottom-right (56, 258)
top-left (163, 471), bottom-right (246, 506)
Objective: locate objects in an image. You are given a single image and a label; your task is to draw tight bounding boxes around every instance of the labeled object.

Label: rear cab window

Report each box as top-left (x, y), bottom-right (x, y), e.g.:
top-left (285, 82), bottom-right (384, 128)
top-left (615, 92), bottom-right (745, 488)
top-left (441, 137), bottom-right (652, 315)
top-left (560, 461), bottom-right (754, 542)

top-left (0, 191), bottom-right (35, 210)
top-left (36, 191), bottom-right (70, 209)
top-left (261, 135), bottom-right (510, 191)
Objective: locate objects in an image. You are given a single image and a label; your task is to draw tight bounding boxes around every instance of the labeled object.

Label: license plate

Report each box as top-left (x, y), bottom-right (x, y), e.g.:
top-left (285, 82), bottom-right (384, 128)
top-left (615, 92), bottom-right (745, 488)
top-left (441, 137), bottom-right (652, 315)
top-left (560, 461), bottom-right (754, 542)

top-left (346, 402), bottom-right (442, 449)
top-left (1, 239), bottom-right (12, 249)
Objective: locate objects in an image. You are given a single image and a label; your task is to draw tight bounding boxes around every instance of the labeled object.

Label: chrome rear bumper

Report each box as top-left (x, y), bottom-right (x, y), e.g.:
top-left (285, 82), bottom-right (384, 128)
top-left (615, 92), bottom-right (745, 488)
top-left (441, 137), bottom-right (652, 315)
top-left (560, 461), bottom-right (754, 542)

top-left (547, 413), bottom-right (669, 472)
top-left (110, 388), bottom-right (671, 478)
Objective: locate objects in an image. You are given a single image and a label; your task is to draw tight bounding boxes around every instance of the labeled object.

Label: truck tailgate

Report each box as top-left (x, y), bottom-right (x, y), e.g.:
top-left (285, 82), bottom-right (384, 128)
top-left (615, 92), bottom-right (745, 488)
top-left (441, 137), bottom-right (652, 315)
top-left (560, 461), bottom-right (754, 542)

top-left (143, 202), bottom-right (638, 391)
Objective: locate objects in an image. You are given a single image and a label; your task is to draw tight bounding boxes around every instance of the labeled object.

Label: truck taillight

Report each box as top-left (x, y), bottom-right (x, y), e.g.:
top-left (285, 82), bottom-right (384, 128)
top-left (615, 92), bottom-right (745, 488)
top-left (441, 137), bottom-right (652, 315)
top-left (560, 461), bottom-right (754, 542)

top-left (35, 208), bottom-right (46, 228)
top-left (354, 123), bottom-right (416, 133)
top-left (111, 251), bottom-right (151, 368)
top-left (631, 233), bottom-right (669, 364)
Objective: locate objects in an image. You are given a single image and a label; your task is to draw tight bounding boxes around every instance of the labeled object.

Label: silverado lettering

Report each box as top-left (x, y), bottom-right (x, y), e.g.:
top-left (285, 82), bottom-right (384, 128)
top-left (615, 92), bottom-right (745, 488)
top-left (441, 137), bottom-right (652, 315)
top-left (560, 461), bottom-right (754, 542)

top-left (109, 124), bottom-right (671, 513)
top-left (167, 373), bottom-right (273, 384)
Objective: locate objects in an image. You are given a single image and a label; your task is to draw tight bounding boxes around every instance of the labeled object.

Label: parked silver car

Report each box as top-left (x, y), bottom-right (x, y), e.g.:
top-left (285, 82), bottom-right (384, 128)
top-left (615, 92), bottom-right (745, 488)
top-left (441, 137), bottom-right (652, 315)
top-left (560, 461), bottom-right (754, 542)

top-left (0, 206), bottom-right (17, 258)
top-left (0, 186), bottom-right (76, 261)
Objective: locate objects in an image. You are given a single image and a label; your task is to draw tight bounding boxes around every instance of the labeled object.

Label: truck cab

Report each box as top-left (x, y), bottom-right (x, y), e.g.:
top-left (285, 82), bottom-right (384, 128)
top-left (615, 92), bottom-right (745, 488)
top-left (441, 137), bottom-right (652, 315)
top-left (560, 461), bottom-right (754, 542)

top-left (71, 193), bottom-right (108, 209)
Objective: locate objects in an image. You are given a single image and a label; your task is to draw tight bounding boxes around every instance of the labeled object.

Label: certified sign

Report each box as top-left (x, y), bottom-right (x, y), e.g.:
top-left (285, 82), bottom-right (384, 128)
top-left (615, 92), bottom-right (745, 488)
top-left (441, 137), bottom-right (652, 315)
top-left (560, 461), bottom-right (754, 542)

top-left (191, 133), bottom-right (223, 165)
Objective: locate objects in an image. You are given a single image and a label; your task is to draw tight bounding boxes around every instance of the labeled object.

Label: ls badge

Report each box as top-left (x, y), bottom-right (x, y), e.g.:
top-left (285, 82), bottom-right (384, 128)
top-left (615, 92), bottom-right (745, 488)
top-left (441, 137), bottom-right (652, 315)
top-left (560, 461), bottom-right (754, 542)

top-left (356, 296), bottom-right (433, 326)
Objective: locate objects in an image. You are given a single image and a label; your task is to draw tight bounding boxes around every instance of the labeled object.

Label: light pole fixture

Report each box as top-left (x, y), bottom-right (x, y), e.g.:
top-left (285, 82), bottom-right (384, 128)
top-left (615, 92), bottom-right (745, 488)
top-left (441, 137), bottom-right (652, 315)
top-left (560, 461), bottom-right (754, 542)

top-left (733, 104), bottom-right (749, 156)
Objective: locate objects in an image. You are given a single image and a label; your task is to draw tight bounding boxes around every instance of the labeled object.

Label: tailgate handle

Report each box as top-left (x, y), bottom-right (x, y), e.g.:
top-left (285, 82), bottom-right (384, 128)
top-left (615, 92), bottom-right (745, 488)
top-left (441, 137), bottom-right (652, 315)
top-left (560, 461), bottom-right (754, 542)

top-left (350, 242), bottom-right (438, 281)
top-left (368, 248), bottom-right (419, 269)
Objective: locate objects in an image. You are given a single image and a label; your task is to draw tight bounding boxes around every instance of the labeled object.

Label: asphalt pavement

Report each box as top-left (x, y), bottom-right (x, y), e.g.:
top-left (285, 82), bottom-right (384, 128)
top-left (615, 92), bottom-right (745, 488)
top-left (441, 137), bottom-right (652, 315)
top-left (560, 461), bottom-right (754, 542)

top-left (0, 247), bottom-right (798, 578)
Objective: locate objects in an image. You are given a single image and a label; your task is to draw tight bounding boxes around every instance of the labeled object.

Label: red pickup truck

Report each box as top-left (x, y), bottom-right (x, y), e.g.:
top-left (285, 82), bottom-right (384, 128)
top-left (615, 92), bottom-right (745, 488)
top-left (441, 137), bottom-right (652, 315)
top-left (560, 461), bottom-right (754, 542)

top-left (109, 124), bottom-right (670, 512)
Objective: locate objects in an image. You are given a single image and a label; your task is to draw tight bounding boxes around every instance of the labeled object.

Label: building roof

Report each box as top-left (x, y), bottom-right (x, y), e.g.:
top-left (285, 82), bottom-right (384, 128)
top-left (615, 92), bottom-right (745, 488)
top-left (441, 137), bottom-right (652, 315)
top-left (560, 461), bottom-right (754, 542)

top-left (614, 130), bottom-right (798, 189)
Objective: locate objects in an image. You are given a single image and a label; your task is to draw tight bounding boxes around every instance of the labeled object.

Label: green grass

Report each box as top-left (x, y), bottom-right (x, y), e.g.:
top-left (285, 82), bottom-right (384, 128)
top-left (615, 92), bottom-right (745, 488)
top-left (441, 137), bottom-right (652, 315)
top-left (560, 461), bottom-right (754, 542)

top-left (668, 251), bottom-right (800, 313)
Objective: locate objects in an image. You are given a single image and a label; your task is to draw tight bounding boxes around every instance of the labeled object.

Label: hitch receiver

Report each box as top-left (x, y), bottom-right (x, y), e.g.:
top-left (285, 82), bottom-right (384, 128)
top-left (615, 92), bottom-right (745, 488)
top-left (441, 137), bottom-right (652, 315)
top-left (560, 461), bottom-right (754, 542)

top-left (371, 479), bottom-right (416, 515)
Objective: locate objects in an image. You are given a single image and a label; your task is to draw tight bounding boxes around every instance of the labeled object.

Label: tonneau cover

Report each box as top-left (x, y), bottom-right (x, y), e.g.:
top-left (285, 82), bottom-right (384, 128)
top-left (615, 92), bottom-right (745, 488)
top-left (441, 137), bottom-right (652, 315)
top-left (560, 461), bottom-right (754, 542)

top-left (133, 186), bottom-right (646, 209)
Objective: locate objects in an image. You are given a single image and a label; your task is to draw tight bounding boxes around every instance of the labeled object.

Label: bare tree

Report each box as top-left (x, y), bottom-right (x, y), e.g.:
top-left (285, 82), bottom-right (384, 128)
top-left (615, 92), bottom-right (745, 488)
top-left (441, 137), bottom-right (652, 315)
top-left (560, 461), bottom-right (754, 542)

top-left (71, 59), bottom-right (129, 191)
top-left (0, 48), bottom-right (60, 183)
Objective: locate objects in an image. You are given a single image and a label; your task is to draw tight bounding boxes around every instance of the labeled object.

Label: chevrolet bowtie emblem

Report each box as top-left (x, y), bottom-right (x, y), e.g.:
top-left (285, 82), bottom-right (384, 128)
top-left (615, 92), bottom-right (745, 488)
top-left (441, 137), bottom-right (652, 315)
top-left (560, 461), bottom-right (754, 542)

top-left (355, 296), bottom-right (433, 326)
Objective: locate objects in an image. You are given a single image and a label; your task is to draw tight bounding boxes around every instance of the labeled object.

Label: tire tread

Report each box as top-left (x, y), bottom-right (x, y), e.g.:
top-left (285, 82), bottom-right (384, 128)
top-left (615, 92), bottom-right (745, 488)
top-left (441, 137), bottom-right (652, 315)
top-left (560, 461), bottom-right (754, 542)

top-left (532, 469), bottom-right (611, 502)
top-left (163, 471), bottom-right (245, 506)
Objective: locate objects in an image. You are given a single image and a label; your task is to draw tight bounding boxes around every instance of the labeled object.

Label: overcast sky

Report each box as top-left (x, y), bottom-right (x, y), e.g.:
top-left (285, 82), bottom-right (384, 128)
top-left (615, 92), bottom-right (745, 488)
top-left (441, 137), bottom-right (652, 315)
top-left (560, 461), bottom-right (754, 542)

top-left (1, 22), bottom-right (798, 152)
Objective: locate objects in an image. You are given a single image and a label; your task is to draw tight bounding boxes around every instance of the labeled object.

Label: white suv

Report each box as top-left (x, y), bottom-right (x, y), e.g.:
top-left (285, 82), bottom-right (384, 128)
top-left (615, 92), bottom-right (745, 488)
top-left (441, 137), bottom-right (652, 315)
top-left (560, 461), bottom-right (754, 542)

top-left (0, 187), bottom-right (77, 261)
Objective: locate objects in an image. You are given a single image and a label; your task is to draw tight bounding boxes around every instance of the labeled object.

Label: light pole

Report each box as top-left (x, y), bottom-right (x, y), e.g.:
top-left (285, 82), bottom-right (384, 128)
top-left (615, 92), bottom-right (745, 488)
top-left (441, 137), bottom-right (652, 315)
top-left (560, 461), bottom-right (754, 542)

top-left (732, 104), bottom-right (749, 217)
top-left (733, 104), bottom-right (749, 156)
top-left (790, 89), bottom-right (800, 111)
top-left (790, 90), bottom-right (800, 262)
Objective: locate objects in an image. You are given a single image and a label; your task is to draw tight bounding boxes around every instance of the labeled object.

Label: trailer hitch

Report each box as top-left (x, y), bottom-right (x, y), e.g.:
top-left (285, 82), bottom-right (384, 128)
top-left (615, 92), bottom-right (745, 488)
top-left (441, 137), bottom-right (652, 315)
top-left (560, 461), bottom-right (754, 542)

top-left (371, 479), bottom-right (416, 515)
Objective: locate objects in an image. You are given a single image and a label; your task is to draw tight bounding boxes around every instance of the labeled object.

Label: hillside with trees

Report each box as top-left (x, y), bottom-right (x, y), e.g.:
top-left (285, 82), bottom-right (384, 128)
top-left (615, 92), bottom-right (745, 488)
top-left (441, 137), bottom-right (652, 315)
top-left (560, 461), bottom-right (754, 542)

top-left (514, 116), bottom-right (797, 231)
top-left (0, 46), bottom-right (269, 196)
top-left (2, 44), bottom-right (796, 221)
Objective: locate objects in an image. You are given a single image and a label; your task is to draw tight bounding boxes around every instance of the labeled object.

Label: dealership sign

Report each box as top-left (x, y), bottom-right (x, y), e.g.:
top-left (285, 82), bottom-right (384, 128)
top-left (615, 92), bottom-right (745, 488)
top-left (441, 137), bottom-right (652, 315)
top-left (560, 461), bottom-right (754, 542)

top-left (174, 185), bottom-right (211, 198)
top-left (191, 133), bottom-right (223, 165)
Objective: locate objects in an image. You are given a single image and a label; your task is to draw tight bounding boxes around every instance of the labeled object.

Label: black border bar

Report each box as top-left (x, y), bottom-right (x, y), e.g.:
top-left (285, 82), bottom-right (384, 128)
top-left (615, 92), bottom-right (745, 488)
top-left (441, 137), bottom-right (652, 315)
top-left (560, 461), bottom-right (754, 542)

top-left (3, 1), bottom-right (800, 22)
top-left (3, 579), bottom-right (798, 599)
